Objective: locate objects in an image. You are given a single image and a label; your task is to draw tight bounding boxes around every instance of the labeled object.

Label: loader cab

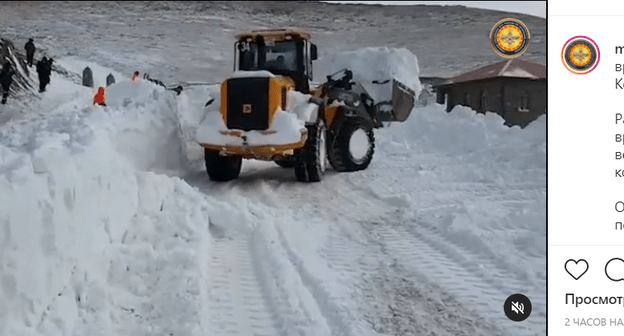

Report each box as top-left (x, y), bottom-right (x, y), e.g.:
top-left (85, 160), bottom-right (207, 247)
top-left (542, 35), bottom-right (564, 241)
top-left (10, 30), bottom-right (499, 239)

top-left (233, 28), bottom-right (318, 93)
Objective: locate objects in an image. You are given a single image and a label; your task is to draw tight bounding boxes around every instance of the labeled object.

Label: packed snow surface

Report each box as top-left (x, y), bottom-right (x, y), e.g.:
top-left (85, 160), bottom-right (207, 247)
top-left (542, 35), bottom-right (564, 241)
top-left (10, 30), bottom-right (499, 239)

top-left (0, 45), bottom-right (545, 336)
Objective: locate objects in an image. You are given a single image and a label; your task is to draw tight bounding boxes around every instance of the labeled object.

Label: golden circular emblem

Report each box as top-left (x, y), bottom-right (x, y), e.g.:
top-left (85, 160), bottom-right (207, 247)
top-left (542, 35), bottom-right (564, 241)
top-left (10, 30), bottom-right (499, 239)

top-left (561, 36), bottom-right (600, 75)
top-left (490, 18), bottom-right (531, 59)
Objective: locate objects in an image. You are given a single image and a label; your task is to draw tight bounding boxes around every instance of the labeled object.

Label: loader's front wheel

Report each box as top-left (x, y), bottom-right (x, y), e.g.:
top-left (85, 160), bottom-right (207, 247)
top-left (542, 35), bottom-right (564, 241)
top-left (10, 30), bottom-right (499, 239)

top-left (294, 120), bottom-right (327, 182)
top-left (328, 117), bottom-right (375, 172)
top-left (204, 148), bottom-right (242, 182)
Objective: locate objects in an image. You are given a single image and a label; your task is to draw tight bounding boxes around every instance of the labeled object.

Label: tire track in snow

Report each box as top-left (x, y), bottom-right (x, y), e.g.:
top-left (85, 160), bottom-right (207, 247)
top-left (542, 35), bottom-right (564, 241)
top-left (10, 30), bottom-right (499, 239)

top-left (273, 225), bottom-right (355, 336)
top-left (348, 161), bottom-right (545, 288)
top-left (344, 167), bottom-right (546, 334)
top-left (371, 217), bottom-right (546, 336)
top-left (320, 220), bottom-right (504, 336)
top-left (187, 148), bottom-right (544, 334)
top-left (273, 171), bottom-right (542, 335)
top-left (261, 174), bottom-right (507, 334)
top-left (206, 228), bottom-right (345, 336)
top-left (205, 235), bottom-right (282, 336)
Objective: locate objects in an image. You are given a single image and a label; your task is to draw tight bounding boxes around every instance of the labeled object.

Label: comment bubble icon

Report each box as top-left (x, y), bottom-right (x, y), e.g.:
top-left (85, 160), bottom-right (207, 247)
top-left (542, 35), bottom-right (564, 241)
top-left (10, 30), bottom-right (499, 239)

top-left (605, 258), bottom-right (624, 282)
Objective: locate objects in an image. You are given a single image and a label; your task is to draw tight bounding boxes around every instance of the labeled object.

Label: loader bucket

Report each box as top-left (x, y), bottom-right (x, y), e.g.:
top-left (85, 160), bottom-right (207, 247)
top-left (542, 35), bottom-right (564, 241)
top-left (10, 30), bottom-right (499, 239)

top-left (374, 78), bottom-right (416, 123)
top-left (388, 78), bottom-right (416, 122)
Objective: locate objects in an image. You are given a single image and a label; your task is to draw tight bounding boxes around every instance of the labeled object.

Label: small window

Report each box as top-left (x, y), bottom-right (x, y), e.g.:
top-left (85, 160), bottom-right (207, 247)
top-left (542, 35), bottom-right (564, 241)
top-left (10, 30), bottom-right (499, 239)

top-left (480, 90), bottom-right (487, 111)
top-left (519, 92), bottom-right (530, 112)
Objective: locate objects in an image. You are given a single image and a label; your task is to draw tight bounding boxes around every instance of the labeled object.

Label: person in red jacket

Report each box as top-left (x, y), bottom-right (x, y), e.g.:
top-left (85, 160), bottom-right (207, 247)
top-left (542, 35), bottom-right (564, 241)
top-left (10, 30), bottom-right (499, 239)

top-left (93, 86), bottom-right (106, 106)
top-left (132, 71), bottom-right (140, 82)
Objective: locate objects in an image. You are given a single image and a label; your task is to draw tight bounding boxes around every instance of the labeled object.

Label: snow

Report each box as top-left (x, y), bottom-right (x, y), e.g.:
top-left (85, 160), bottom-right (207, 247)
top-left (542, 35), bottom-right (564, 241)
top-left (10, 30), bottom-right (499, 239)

top-left (0, 8), bottom-right (545, 336)
top-left (195, 90), bottom-right (318, 147)
top-left (0, 74), bottom-right (244, 336)
top-left (54, 57), bottom-right (126, 89)
top-left (230, 70), bottom-right (275, 78)
top-left (503, 67), bottom-right (539, 79)
top-left (315, 46), bottom-right (422, 103)
top-left (349, 128), bottom-right (370, 161)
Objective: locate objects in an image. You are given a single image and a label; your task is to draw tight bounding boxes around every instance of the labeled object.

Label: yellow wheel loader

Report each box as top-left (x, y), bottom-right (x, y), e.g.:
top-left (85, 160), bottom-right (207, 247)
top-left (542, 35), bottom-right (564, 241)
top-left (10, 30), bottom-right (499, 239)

top-left (196, 28), bottom-right (416, 182)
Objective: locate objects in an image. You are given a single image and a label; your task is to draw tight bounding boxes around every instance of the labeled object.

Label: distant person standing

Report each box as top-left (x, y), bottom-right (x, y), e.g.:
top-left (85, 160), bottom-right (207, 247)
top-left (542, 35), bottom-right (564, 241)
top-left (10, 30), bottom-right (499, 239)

top-left (132, 71), bottom-right (140, 82)
top-left (44, 58), bottom-right (54, 88)
top-left (0, 63), bottom-right (16, 104)
top-left (46, 58), bottom-right (54, 76)
top-left (37, 56), bottom-right (50, 92)
top-left (24, 38), bottom-right (36, 67)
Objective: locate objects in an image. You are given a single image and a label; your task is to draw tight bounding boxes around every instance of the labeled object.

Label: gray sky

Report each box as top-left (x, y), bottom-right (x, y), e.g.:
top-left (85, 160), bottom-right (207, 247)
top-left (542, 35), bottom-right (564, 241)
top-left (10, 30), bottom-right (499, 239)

top-left (321, 1), bottom-right (546, 19)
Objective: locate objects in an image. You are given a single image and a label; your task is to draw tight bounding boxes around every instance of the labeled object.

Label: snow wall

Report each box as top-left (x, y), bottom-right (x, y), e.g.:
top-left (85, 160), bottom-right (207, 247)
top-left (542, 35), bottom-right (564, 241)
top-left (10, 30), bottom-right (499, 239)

top-left (0, 78), bottom-right (257, 336)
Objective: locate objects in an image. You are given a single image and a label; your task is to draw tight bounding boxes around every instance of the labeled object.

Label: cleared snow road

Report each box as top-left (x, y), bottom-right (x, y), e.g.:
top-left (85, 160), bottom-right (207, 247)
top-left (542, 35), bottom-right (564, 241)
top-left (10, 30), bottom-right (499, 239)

top-left (185, 154), bottom-right (542, 335)
top-left (205, 233), bottom-right (292, 336)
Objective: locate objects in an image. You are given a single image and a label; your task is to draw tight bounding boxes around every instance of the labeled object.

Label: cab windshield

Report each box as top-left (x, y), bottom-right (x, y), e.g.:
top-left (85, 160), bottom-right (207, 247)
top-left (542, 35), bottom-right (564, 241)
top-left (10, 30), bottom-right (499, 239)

top-left (238, 40), bottom-right (299, 73)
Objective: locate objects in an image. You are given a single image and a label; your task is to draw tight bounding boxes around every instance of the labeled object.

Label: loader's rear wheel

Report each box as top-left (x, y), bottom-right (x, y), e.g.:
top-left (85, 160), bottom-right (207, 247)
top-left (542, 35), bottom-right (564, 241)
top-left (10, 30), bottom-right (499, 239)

top-left (294, 120), bottom-right (327, 182)
top-left (328, 117), bottom-right (375, 172)
top-left (204, 148), bottom-right (242, 182)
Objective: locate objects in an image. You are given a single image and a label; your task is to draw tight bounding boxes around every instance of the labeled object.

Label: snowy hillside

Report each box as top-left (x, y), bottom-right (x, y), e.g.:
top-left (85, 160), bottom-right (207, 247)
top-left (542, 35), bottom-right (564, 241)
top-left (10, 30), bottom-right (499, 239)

top-left (0, 2), bottom-right (545, 336)
top-left (0, 1), bottom-right (546, 82)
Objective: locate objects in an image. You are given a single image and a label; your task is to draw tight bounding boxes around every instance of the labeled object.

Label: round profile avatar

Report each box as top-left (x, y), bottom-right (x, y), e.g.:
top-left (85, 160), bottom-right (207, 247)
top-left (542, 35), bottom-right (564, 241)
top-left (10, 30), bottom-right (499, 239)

top-left (561, 36), bottom-right (600, 75)
top-left (490, 18), bottom-right (531, 59)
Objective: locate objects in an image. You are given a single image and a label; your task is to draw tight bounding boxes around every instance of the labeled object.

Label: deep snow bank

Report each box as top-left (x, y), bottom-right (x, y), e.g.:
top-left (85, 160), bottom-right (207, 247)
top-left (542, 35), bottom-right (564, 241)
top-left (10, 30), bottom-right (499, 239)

top-left (377, 104), bottom-right (546, 171)
top-left (373, 103), bottom-right (547, 318)
top-left (315, 47), bottom-right (422, 104)
top-left (0, 78), bottom-right (231, 336)
top-left (102, 79), bottom-right (189, 172)
top-left (173, 84), bottom-right (218, 170)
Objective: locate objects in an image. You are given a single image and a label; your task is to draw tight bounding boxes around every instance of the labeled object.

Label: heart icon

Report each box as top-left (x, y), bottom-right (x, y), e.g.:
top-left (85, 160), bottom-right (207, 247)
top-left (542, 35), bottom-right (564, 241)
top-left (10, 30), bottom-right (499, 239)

top-left (565, 259), bottom-right (589, 280)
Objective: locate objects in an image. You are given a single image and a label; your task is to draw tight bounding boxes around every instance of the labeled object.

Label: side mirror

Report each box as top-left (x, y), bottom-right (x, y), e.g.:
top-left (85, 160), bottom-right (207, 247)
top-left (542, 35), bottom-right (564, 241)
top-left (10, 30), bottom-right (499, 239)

top-left (310, 44), bottom-right (318, 61)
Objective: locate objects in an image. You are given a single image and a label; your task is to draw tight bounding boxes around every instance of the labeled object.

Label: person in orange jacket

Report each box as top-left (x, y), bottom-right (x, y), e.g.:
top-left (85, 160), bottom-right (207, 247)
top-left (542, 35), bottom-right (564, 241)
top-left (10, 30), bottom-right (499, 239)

top-left (93, 86), bottom-right (106, 106)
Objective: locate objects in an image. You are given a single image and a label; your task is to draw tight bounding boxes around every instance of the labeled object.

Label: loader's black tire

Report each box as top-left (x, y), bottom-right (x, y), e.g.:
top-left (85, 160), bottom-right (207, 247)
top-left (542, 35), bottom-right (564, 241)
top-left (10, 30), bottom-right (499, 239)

top-left (204, 148), bottom-right (242, 182)
top-left (294, 120), bottom-right (328, 182)
top-left (274, 157), bottom-right (295, 168)
top-left (328, 117), bottom-right (375, 172)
